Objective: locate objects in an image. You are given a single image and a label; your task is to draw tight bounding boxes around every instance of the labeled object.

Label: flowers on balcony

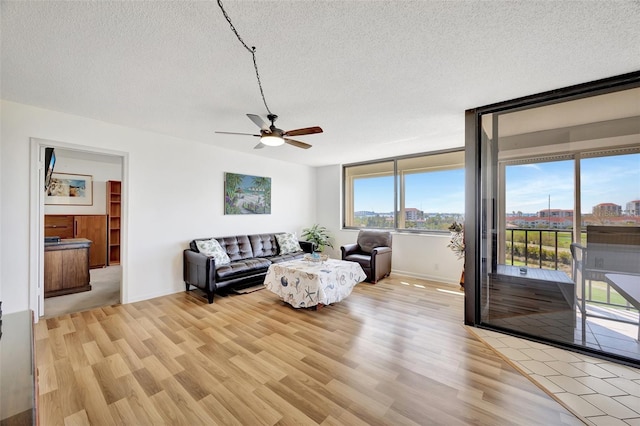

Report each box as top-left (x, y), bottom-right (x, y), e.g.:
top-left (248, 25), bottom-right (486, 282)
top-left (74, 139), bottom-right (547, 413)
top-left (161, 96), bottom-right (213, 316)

top-left (447, 221), bottom-right (465, 260)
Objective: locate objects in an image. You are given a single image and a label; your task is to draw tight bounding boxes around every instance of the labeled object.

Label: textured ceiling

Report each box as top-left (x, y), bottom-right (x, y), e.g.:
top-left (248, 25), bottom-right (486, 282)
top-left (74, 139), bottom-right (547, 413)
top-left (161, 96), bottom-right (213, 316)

top-left (2, 1), bottom-right (640, 167)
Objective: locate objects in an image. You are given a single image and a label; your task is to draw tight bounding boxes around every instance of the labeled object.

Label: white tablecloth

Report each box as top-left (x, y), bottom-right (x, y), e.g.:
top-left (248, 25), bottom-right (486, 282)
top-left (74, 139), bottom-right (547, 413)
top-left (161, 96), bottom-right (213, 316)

top-left (263, 258), bottom-right (366, 308)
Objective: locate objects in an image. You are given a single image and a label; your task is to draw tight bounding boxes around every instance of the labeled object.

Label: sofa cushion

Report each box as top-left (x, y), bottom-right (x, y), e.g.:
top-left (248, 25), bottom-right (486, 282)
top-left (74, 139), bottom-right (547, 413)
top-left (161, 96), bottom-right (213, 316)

top-left (215, 257), bottom-right (272, 280)
top-left (195, 239), bottom-right (231, 265)
top-left (343, 253), bottom-right (372, 270)
top-left (268, 251), bottom-right (306, 263)
top-left (217, 235), bottom-right (253, 261)
top-left (249, 234), bottom-right (279, 257)
top-left (275, 232), bottom-right (302, 255)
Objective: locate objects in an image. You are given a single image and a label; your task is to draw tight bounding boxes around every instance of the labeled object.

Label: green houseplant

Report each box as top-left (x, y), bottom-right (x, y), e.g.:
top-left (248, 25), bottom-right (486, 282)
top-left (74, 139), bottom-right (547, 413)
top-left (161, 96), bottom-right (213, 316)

top-left (447, 221), bottom-right (465, 291)
top-left (301, 224), bottom-right (334, 253)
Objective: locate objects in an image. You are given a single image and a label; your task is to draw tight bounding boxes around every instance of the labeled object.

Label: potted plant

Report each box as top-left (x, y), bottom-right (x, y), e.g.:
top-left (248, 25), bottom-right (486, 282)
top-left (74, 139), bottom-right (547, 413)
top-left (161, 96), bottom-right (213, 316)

top-left (301, 224), bottom-right (334, 253)
top-left (447, 221), bottom-right (465, 291)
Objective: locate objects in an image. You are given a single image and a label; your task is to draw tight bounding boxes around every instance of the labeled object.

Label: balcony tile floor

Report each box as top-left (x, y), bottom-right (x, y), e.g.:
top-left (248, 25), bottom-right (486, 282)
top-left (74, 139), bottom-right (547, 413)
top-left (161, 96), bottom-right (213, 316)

top-left (470, 327), bottom-right (640, 425)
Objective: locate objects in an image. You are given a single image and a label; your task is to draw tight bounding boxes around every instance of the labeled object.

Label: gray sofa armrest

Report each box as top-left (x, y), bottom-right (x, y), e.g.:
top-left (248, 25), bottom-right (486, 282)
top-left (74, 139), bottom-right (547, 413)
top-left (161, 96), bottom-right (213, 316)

top-left (183, 249), bottom-right (217, 303)
top-left (372, 246), bottom-right (392, 256)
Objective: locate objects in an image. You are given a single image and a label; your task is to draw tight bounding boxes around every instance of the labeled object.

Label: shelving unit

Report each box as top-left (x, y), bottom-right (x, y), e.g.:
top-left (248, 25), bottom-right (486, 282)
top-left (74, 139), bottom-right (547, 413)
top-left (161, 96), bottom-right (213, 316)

top-left (107, 180), bottom-right (121, 265)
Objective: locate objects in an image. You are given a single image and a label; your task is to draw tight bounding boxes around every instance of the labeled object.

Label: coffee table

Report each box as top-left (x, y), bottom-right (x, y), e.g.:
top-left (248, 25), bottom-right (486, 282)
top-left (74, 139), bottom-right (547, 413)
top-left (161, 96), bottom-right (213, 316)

top-left (263, 258), bottom-right (366, 309)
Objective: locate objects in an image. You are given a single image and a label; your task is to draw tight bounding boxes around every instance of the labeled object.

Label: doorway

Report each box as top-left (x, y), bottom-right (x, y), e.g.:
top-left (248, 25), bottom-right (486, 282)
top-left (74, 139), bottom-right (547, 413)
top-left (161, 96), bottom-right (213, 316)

top-left (31, 138), bottom-right (127, 319)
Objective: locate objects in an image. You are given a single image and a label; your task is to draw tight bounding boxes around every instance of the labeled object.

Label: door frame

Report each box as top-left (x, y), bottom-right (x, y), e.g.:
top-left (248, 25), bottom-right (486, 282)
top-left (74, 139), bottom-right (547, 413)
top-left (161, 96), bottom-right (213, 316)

top-left (29, 138), bottom-right (128, 320)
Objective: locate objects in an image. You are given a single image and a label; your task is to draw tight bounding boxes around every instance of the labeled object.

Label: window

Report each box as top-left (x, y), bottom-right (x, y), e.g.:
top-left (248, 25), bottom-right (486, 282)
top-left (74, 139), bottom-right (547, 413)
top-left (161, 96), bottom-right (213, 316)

top-left (502, 151), bottom-right (640, 275)
top-left (581, 152), bottom-right (640, 222)
top-left (343, 150), bottom-right (465, 232)
top-left (345, 160), bottom-right (395, 229)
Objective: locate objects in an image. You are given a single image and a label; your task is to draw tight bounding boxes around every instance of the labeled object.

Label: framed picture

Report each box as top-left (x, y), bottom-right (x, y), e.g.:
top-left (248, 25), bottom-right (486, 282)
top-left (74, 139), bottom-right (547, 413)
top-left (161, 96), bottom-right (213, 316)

top-left (45, 172), bottom-right (93, 206)
top-left (224, 172), bottom-right (271, 215)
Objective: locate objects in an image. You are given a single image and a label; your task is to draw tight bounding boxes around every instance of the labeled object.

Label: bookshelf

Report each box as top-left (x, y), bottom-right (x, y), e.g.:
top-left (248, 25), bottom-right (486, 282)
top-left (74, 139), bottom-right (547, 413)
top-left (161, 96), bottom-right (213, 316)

top-left (107, 180), bottom-right (121, 265)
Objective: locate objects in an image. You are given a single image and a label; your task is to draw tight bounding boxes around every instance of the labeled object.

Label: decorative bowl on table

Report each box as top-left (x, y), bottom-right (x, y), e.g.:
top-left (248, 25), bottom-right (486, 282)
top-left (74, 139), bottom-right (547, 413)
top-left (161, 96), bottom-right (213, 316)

top-left (303, 253), bottom-right (329, 263)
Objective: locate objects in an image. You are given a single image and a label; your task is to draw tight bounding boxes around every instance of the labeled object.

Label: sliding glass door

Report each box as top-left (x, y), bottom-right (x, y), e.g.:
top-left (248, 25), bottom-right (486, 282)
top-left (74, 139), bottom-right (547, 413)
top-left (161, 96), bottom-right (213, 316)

top-left (467, 74), bottom-right (640, 366)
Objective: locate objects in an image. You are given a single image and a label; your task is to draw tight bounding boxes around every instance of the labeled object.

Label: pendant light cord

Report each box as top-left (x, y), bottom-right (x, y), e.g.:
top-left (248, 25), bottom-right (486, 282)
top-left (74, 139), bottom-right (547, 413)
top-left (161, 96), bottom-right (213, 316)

top-left (217, 0), bottom-right (273, 115)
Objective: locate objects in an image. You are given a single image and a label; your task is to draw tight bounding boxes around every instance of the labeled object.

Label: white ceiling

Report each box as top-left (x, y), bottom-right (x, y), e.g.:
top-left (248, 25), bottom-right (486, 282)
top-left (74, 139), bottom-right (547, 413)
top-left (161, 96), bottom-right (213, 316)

top-left (2, 1), bottom-right (639, 167)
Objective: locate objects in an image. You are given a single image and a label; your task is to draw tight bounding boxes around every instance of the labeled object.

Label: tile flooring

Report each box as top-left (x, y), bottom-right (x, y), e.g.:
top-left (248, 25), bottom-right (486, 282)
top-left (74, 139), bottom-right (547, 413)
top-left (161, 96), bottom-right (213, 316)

top-left (487, 307), bottom-right (640, 362)
top-left (470, 327), bottom-right (640, 425)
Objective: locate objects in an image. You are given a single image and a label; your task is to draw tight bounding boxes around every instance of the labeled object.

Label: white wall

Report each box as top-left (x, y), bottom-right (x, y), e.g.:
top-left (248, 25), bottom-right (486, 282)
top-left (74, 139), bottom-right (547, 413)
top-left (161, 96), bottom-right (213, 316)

top-left (1, 99), bottom-right (461, 314)
top-left (1, 100), bottom-right (315, 314)
top-left (316, 165), bottom-right (463, 285)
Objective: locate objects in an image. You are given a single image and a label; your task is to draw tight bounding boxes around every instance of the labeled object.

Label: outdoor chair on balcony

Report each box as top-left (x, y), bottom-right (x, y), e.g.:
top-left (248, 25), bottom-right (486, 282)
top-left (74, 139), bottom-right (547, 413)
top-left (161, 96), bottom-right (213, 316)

top-left (571, 226), bottom-right (640, 341)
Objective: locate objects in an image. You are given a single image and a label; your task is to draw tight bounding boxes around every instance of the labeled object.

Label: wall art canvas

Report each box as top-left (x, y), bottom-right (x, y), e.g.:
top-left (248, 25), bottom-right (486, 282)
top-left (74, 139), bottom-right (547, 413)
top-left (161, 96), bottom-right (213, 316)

top-left (224, 172), bottom-right (271, 215)
top-left (45, 172), bottom-right (93, 205)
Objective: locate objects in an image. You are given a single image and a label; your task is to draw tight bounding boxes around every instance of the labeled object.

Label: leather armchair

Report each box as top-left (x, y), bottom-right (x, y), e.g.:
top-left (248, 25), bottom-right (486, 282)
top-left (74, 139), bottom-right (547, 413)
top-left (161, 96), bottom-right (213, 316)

top-left (341, 230), bottom-right (392, 283)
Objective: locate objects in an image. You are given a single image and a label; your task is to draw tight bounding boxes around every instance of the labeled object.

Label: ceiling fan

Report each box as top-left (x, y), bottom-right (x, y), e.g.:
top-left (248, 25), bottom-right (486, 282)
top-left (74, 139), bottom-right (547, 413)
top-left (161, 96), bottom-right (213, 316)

top-left (216, 114), bottom-right (323, 150)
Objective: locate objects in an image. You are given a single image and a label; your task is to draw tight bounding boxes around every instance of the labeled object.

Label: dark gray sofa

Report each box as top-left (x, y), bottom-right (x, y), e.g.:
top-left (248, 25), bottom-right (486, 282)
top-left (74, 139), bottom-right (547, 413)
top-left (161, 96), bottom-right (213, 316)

top-left (183, 233), bottom-right (313, 303)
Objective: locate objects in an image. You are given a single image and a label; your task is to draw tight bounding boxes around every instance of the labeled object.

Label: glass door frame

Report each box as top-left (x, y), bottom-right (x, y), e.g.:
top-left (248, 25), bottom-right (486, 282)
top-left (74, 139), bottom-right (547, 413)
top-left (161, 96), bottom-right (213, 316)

top-left (464, 71), bottom-right (640, 366)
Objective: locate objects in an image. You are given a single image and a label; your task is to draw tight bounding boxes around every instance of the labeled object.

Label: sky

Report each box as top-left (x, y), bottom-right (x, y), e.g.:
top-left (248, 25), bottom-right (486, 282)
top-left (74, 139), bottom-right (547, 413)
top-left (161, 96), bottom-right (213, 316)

top-left (354, 169), bottom-right (465, 213)
top-left (506, 153), bottom-right (640, 214)
top-left (353, 153), bottom-right (640, 215)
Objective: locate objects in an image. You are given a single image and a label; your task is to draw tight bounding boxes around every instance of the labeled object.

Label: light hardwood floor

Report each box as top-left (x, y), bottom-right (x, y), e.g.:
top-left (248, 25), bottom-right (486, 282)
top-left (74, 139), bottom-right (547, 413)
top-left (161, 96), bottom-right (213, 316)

top-left (35, 275), bottom-right (583, 425)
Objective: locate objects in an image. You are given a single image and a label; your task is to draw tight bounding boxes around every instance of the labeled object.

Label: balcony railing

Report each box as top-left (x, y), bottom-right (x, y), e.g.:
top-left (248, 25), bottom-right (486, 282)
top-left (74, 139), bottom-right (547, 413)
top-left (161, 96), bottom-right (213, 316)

top-left (504, 227), bottom-right (582, 272)
top-left (504, 227), bottom-right (635, 311)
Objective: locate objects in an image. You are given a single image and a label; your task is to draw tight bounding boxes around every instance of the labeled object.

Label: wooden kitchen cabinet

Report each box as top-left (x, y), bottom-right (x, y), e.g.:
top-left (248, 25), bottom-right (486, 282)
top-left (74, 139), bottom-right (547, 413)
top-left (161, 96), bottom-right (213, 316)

top-left (44, 238), bottom-right (91, 298)
top-left (44, 214), bottom-right (74, 239)
top-left (44, 214), bottom-right (107, 268)
top-left (75, 215), bottom-right (107, 268)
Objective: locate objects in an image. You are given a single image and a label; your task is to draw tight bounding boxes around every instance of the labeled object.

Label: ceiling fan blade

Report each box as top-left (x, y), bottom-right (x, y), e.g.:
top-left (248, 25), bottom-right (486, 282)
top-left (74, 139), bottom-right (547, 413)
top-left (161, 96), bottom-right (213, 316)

top-left (215, 131), bottom-right (261, 137)
top-left (284, 138), bottom-right (312, 149)
top-left (247, 114), bottom-right (269, 131)
top-left (283, 126), bottom-right (323, 137)
top-left (254, 142), bottom-right (265, 149)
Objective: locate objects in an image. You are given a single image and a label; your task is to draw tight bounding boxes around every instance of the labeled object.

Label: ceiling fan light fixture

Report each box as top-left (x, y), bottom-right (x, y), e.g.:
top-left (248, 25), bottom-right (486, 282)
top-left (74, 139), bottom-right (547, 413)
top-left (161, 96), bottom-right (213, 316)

top-left (216, 4), bottom-right (321, 151)
top-left (260, 135), bottom-right (284, 146)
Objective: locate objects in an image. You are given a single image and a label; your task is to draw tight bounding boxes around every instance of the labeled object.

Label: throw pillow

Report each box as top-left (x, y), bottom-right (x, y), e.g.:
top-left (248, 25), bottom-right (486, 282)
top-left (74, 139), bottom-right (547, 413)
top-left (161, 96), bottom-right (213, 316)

top-left (276, 232), bottom-right (302, 255)
top-left (195, 239), bottom-right (231, 265)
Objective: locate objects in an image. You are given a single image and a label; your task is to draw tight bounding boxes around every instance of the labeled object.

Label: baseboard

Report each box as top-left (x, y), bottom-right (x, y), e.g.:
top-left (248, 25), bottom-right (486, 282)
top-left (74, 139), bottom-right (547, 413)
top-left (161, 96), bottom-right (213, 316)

top-left (126, 286), bottom-right (185, 304)
top-left (124, 273), bottom-right (460, 305)
top-left (389, 269), bottom-right (460, 286)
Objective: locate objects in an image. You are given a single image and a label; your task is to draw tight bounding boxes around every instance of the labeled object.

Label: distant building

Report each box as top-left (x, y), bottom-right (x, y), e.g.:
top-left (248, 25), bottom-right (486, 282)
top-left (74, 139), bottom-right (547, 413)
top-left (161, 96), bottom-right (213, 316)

top-left (538, 209), bottom-right (573, 218)
top-left (507, 212), bottom-right (536, 217)
top-left (592, 203), bottom-right (621, 216)
top-left (626, 200), bottom-right (640, 216)
top-left (583, 214), bottom-right (640, 226)
top-left (506, 207), bottom-right (640, 229)
top-left (507, 216), bottom-right (573, 229)
top-left (405, 207), bottom-right (422, 221)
